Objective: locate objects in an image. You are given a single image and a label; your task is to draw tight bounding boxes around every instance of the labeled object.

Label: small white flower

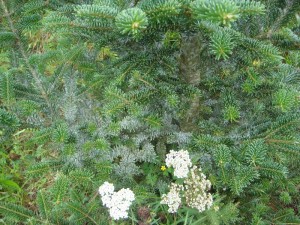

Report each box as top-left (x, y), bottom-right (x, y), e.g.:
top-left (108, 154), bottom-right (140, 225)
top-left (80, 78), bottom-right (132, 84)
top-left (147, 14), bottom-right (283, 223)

top-left (98, 182), bottom-right (115, 207)
top-left (160, 155), bottom-right (213, 214)
top-left (101, 194), bottom-right (113, 208)
top-left (165, 150), bottom-right (192, 178)
top-left (98, 182), bottom-right (115, 196)
top-left (160, 183), bottom-right (183, 213)
top-left (98, 182), bottom-right (135, 220)
top-left (173, 165), bottom-right (190, 179)
top-left (184, 166), bottom-right (213, 212)
top-left (109, 206), bottom-right (129, 220)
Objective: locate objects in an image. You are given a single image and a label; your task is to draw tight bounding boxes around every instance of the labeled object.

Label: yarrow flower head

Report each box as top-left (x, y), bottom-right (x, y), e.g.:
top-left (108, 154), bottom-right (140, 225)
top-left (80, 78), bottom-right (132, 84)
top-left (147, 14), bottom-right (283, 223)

top-left (98, 182), bottom-right (135, 220)
top-left (98, 182), bottom-right (115, 208)
top-left (184, 166), bottom-right (213, 212)
top-left (161, 150), bottom-right (213, 213)
top-left (165, 149), bottom-right (192, 178)
top-left (160, 183), bottom-right (183, 213)
top-left (99, 181), bottom-right (114, 195)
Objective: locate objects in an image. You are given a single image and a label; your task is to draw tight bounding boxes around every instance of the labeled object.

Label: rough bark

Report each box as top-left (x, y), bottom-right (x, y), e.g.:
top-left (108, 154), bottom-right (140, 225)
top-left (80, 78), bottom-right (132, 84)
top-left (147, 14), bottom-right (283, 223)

top-left (179, 34), bottom-right (205, 132)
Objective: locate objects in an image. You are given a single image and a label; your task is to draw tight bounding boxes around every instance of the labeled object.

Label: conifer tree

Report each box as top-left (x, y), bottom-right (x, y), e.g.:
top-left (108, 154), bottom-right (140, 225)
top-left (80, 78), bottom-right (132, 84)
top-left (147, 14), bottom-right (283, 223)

top-left (0, 0), bottom-right (300, 224)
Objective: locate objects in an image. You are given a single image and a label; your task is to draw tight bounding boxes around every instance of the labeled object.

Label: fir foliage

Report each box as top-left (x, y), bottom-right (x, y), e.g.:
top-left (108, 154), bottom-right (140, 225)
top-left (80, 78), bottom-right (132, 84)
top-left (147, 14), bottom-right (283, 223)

top-left (0, 0), bottom-right (300, 224)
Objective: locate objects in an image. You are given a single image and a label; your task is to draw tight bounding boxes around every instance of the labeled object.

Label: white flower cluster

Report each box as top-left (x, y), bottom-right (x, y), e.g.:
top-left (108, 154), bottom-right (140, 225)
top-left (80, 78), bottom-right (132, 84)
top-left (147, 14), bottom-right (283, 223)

top-left (184, 166), bottom-right (213, 212)
top-left (160, 183), bottom-right (183, 213)
top-left (98, 182), bottom-right (135, 220)
top-left (99, 182), bottom-right (115, 207)
top-left (161, 150), bottom-right (213, 213)
top-left (165, 149), bottom-right (192, 178)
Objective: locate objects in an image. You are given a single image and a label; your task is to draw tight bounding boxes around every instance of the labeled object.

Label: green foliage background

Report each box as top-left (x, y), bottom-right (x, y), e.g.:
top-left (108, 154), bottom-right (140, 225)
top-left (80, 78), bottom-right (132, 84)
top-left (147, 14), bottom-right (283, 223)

top-left (0, 0), bottom-right (300, 224)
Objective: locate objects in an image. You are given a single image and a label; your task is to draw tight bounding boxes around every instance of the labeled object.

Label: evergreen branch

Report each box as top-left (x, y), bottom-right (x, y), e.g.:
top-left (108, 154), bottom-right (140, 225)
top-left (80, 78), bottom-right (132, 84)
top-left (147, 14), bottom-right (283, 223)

top-left (134, 70), bottom-right (156, 89)
top-left (75, 5), bottom-right (118, 19)
top-left (270, 144), bottom-right (300, 156)
top-left (48, 46), bottom-right (85, 94)
top-left (0, 0), bottom-right (53, 117)
top-left (0, 0), bottom-right (24, 20)
top-left (0, 0), bottom-right (299, 223)
top-left (50, 21), bottom-right (113, 31)
top-left (108, 92), bottom-right (131, 104)
top-left (273, 211), bottom-right (295, 221)
top-left (0, 73), bottom-right (15, 108)
top-left (264, 120), bottom-right (299, 139)
top-left (257, 162), bottom-right (288, 179)
top-left (66, 203), bottom-right (99, 225)
top-left (235, 0), bottom-right (265, 15)
top-left (106, 102), bottom-right (127, 115)
top-left (52, 177), bottom-right (69, 204)
top-left (266, 0), bottom-right (296, 38)
top-left (14, 89), bottom-right (44, 100)
top-left (142, 0), bottom-right (181, 18)
top-left (5, 75), bottom-right (11, 106)
top-left (77, 64), bottom-right (137, 97)
top-left (27, 162), bottom-right (62, 177)
top-left (0, 203), bottom-right (37, 222)
top-left (265, 139), bottom-right (300, 145)
top-left (37, 190), bottom-right (50, 221)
